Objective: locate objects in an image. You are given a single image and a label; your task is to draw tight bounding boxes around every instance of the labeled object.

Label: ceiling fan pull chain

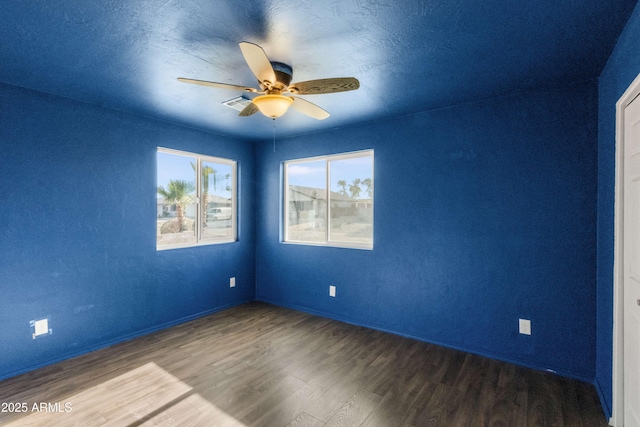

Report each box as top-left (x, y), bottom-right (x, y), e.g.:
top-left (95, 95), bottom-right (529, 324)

top-left (273, 118), bottom-right (276, 153)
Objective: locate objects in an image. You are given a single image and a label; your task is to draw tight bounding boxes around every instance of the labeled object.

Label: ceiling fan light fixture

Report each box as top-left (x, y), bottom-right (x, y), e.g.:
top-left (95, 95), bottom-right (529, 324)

top-left (253, 94), bottom-right (294, 118)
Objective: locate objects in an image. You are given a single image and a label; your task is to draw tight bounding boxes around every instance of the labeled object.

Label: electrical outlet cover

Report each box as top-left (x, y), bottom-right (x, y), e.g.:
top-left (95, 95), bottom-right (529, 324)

top-left (34, 319), bottom-right (49, 336)
top-left (519, 318), bottom-right (531, 335)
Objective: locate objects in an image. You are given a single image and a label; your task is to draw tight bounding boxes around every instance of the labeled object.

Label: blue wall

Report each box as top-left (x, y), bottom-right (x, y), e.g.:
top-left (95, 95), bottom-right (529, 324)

top-left (596, 1), bottom-right (640, 417)
top-left (255, 81), bottom-right (599, 380)
top-left (0, 83), bottom-right (256, 379)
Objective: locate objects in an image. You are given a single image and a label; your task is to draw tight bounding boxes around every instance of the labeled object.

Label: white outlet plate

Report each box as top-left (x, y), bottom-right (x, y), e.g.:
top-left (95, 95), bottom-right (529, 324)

top-left (519, 318), bottom-right (531, 335)
top-left (32, 318), bottom-right (49, 338)
top-left (329, 285), bottom-right (336, 297)
top-left (230, 277), bottom-right (235, 288)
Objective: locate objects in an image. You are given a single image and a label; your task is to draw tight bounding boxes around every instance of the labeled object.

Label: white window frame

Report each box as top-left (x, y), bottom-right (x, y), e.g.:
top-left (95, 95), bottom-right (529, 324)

top-left (283, 149), bottom-right (374, 250)
top-left (157, 147), bottom-right (237, 250)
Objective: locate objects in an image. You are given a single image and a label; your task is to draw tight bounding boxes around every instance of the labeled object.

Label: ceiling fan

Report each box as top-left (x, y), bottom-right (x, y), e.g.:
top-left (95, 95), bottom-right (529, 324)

top-left (178, 42), bottom-right (360, 120)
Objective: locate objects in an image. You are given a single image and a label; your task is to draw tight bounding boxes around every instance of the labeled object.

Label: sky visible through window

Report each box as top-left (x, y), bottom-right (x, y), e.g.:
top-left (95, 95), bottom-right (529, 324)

top-left (157, 151), bottom-right (231, 198)
top-left (287, 155), bottom-right (373, 195)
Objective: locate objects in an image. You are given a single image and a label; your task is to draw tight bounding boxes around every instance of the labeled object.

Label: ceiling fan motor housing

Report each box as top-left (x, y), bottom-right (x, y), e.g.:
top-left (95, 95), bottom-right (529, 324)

top-left (270, 62), bottom-right (293, 90)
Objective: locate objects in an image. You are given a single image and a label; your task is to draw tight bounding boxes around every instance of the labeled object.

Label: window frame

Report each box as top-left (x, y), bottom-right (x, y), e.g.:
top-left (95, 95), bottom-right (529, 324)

top-left (156, 147), bottom-right (237, 251)
top-left (283, 149), bottom-right (374, 250)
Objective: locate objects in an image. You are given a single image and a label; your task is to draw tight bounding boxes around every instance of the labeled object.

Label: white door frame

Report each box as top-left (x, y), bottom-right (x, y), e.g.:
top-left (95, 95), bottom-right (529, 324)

top-left (612, 71), bottom-right (640, 427)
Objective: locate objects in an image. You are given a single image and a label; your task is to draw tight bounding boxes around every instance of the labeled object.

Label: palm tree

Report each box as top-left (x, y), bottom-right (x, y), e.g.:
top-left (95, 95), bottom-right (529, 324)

top-left (191, 162), bottom-right (220, 225)
top-left (157, 180), bottom-right (195, 232)
top-left (203, 165), bottom-right (217, 224)
top-left (224, 173), bottom-right (231, 193)
top-left (349, 178), bottom-right (362, 199)
top-left (362, 178), bottom-right (373, 199)
top-left (337, 180), bottom-right (348, 196)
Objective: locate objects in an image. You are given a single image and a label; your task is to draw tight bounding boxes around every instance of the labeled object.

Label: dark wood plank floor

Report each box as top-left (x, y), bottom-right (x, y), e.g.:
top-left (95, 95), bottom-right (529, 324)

top-left (0, 302), bottom-right (608, 426)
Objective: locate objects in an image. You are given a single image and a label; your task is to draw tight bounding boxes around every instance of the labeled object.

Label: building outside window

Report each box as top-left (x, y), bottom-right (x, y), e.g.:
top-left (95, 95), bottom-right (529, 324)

top-left (284, 150), bottom-right (373, 249)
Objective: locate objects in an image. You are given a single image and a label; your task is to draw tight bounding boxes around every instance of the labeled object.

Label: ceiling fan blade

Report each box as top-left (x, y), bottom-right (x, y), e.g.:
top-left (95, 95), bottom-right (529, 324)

top-left (287, 77), bottom-right (360, 95)
top-left (177, 78), bottom-right (257, 92)
top-left (291, 97), bottom-right (330, 120)
top-left (239, 42), bottom-right (277, 87)
top-left (239, 102), bottom-right (259, 117)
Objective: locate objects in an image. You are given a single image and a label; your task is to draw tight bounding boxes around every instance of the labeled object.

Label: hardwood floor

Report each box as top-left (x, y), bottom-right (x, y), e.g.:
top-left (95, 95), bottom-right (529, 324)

top-left (0, 302), bottom-right (607, 426)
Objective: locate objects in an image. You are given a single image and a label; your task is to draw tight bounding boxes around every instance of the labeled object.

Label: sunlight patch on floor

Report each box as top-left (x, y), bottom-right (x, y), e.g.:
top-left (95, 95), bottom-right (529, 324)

top-left (5, 362), bottom-right (247, 427)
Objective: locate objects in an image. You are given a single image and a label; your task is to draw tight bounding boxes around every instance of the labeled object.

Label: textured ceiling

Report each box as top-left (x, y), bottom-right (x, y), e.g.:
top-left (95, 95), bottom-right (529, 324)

top-left (0, 0), bottom-right (637, 141)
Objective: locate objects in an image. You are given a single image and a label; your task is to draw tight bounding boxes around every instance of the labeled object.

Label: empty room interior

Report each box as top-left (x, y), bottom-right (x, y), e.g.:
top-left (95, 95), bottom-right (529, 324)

top-left (2, 1), bottom-right (640, 426)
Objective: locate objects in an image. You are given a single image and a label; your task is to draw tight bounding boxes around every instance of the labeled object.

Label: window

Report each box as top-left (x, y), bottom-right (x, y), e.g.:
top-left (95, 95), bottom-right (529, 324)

top-left (284, 150), bottom-right (373, 249)
top-left (156, 148), bottom-right (236, 250)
